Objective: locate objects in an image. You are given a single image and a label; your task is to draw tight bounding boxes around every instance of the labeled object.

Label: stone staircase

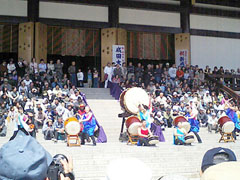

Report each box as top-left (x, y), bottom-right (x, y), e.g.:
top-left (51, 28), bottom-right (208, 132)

top-left (1, 88), bottom-right (240, 180)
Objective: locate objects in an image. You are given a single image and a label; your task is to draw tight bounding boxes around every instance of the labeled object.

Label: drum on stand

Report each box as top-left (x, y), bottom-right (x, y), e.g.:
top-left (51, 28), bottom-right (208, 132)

top-left (218, 116), bottom-right (235, 133)
top-left (119, 87), bottom-right (149, 115)
top-left (173, 116), bottom-right (191, 133)
top-left (184, 132), bottom-right (195, 144)
top-left (125, 116), bottom-right (141, 135)
top-left (64, 117), bottom-right (81, 135)
top-left (148, 136), bottom-right (159, 145)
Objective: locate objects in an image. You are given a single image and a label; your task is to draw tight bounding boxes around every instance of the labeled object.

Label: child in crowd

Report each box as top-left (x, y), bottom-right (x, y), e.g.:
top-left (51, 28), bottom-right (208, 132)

top-left (77, 69), bottom-right (84, 87)
top-left (87, 69), bottom-right (92, 88)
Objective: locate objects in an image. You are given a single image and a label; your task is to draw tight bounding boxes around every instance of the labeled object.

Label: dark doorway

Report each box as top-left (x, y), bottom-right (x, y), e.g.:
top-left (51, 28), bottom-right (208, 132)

top-left (47, 54), bottom-right (101, 81)
top-left (0, 53), bottom-right (18, 63)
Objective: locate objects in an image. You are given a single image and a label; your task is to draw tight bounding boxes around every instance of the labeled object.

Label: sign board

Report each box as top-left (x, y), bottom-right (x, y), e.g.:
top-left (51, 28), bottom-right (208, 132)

top-left (176, 49), bottom-right (188, 67)
top-left (112, 45), bottom-right (125, 66)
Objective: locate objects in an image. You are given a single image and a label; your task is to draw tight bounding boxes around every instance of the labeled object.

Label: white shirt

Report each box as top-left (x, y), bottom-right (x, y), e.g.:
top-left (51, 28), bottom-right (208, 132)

top-left (203, 95), bottom-right (212, 105)
top-left (30, 62), bottom-right (38, 73)
top-left (168, 67), bottom-right (177, 78)
top-left (7, 63), bottom-right (16, 73)
top-left (208, 116), bottom-right (218, 125)
top-left (155, 96), bottom-right (167, 107)
top-left (77, 72), bottom-right (84, 81)
top-left (104, 66), bottom-right (112, 75)
top-left (24, 79), bottom-right (32, 87)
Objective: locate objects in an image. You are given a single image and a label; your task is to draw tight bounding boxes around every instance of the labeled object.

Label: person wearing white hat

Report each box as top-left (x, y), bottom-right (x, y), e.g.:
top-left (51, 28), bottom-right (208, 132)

top-left (203, 91), bottom-right (212, 106)
top-left (201, 162), bottom-right (240, 180)
top-left (207, 113), bottom-right (218, 133)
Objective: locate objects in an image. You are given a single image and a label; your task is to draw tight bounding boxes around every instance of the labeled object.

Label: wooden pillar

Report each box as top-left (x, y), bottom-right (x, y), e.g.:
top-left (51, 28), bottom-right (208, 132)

top-left (108, 0), bottom-right (119, 27)
top-left (175, 33), bottom-right (191, 66)
top-left (28, 0), bottom-right (39, 22)
top-left (101, 28), bottom-right (127, 80)
top-left (180, 0), bottom-right (190, 33)
top-left (35, 22), bottom-right (47, 63)
top-left (18, 22), bottom-right (34, 63)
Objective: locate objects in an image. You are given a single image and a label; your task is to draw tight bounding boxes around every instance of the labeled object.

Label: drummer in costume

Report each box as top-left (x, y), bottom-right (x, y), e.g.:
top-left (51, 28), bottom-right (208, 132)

top-left (224, 101), bottom-right (240, 140)
top-left (9, 107), bottom-right (30, 141)
top-left (77, 103), bottom-right (86, 118)
top-left (137, 119), bottom-right (154, 146)
top-left (138, 104), bottom-right (153, 128)
top-left (80, 106), bottom-right (97, 146)
top-left (173, 122), bottom-right (187, 145)
top-left (186, 107), bottom-right (202, 143)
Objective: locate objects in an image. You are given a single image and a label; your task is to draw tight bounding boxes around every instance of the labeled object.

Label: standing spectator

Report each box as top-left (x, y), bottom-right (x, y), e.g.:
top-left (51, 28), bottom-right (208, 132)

top-left (47, 60), bottom-right (55, 77)
top-left (127, 62), bottom-right (135, 80)
top-left (38, 59), bottom-right (47, 76)
top-left (135, 63), bottom-right (144, 81)
top-left (93, 69), bottom-right (99, 88)
top-left (16, 59), bottom-right (25, 78)
top-left (104, 62), bottom-right (113, 88)
top-left (68, 61), bottom-right (77, 87)
top-left (29, 58), bottom-right (38, 76)
top-left (113, 64), bottom-right (123, 79)
top-left (77, 69), bottom-right (84, 87)
top-left (87, 69), bottom-right (93, 88)
top-left (168, 64), bottom-right (177, 80)
top-left (0, 61), bottom-right (7, 76)
top-left (7, 59), bottom-right (16, 75)
top-left (121, 62), bottom-right (127, 81)
top-left (176, 66), bottom-right (184, 80)
top-left (154, 64), bottom-right (162, 83)
top-left (55, 59), bottom-right (64, 79)
top-left (199, 69), bottom-right (205, 83)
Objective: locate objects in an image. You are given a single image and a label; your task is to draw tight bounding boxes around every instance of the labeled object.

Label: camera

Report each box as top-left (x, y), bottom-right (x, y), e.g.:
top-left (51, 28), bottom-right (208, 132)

top-left (47, 154), bottom-right (68, 180)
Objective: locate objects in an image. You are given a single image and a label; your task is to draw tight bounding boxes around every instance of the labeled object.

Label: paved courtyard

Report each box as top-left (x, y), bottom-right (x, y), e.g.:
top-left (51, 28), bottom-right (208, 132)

top-left (1, 88), bottom-right (240, 180)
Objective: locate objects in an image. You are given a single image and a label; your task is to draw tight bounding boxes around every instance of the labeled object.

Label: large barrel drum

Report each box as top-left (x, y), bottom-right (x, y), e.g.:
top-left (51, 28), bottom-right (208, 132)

top-left (119, 87), bottom-right (149, 115)
top-left (64, 117), bottom-right (81, 135)
top-left (218, 116), bottom-right (235, 133)
top-left (125, 116), bottom-right (141, 135)
top-left (173, 116), bottom-right (191, 133)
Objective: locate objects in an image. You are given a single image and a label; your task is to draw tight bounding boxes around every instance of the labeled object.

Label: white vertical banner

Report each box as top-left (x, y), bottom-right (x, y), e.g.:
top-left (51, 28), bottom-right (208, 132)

top-left (112, 45), bottom-right (125, 66)
top-left (176, 49), bottom-right (188, 67)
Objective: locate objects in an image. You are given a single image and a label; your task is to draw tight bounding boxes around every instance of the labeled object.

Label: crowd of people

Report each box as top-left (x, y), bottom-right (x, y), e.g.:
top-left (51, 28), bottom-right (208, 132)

top-left (0, 57), bottom-right (240, 179)
top-left (104, 61), bottom-right (240, 145)
top-left (0, 58), bottom-right (101, 146)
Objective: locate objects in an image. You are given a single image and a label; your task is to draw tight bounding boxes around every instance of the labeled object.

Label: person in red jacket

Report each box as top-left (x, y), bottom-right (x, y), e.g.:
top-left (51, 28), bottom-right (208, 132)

top-left (176, 66), bottom-right (184, 80)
